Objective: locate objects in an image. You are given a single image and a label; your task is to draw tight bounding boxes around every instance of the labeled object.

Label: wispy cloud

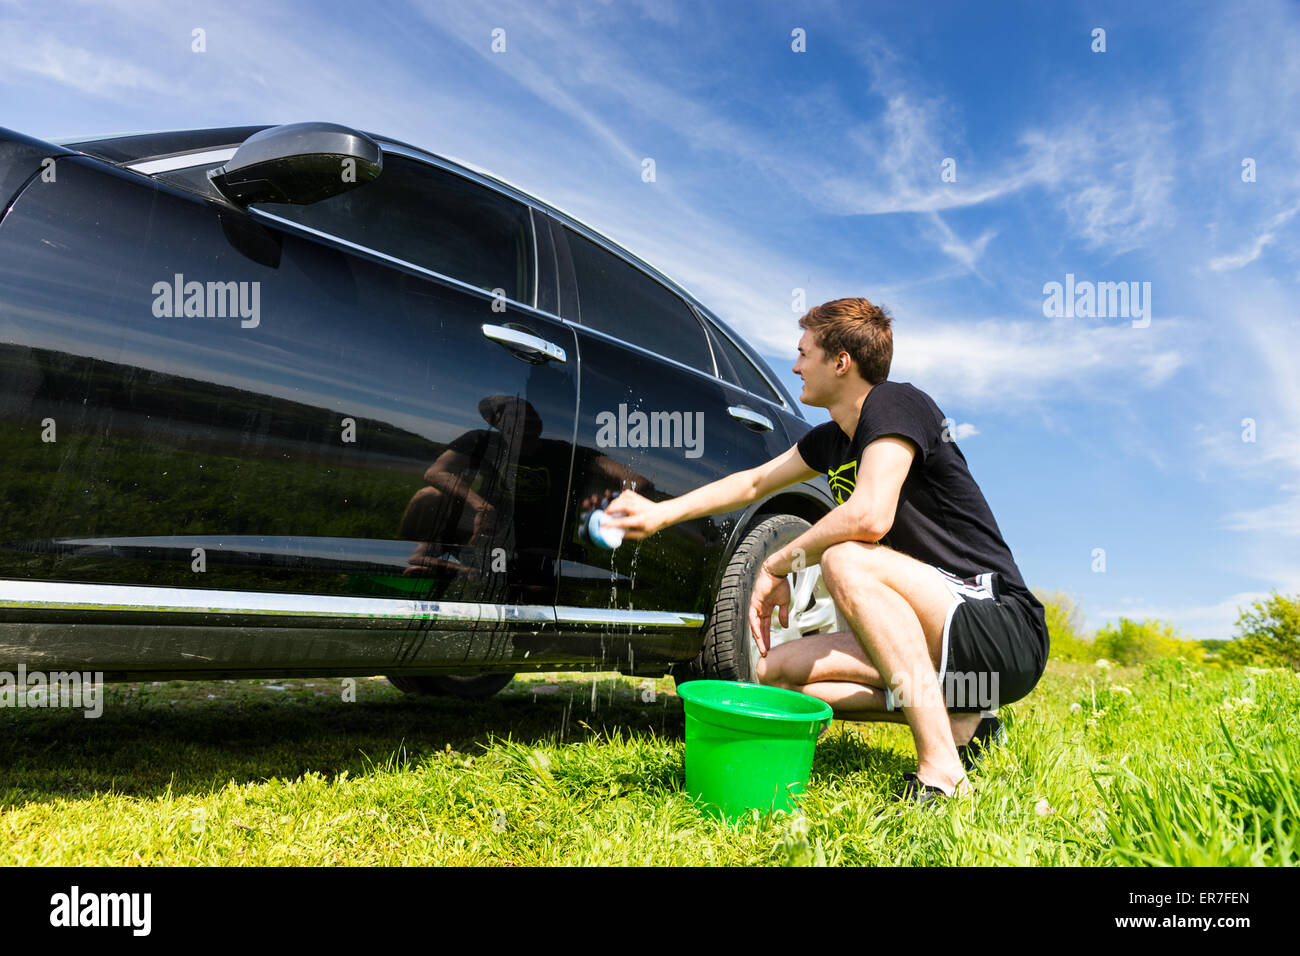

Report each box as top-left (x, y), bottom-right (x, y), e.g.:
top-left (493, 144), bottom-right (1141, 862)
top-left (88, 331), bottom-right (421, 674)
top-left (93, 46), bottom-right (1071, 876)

top-left (1209, 199), bottom-right (1300, 271)
top-left (890, 314), bottom-right (1186, 407)
top-left (1019, 105), bottom-right (1178, 256)
top-left (923, 213), bottom-right (998, 275)
top-left (0, 31), bottom-right (173, 96)
top-left (1223, 497), bottom-right (1300, 536)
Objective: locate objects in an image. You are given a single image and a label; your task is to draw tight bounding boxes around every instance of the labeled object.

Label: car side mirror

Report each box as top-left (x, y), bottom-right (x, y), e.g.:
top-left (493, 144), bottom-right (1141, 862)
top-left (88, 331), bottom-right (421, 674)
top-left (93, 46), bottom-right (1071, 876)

top-left (209, 122), bottom-right (382, 206)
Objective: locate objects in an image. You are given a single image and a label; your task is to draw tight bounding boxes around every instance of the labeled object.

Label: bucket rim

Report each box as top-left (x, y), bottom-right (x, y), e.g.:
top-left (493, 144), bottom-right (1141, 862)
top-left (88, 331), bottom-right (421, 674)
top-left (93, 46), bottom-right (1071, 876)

top-left (677, 679), bottom-right (834, 722)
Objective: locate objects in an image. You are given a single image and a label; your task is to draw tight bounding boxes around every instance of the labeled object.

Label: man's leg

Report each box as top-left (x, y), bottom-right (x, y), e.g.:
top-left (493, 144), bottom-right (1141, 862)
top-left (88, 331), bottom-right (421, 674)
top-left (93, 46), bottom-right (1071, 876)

top-left (756, 631), bottom-right (983, 746)
top-left (758, 541), bottom-right (974, 796)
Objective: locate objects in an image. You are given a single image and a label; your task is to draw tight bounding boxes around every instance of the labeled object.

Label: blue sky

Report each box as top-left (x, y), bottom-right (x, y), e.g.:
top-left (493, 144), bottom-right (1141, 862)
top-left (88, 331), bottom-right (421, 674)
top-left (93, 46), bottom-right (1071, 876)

top-left (2, 0), bottom-right (1297, 640)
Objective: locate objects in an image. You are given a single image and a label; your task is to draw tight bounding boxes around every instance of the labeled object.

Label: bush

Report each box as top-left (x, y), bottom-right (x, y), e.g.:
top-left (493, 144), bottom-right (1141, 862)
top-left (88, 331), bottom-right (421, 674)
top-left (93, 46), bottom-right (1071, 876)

top-left (1197, 639), bottom-right (1230, 665)
top-left (1034, 590), bottom-right (1097, 661)
top-left (1217, 638), bottom-right (1263, 667)
top-left (1094, 618), bottom-right (1203, 666)
top-left (1228, 592), bottom-right (1300, 669)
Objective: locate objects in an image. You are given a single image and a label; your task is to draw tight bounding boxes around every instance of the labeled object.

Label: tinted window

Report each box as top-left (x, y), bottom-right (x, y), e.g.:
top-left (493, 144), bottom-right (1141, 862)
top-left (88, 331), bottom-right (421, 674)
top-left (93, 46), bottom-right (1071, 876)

top-left (563, 227), bottom-right (712, 373)
top-left (250, 155), bottom-right (533, 301)
top-left (706, 321), bottom-right (783, 404)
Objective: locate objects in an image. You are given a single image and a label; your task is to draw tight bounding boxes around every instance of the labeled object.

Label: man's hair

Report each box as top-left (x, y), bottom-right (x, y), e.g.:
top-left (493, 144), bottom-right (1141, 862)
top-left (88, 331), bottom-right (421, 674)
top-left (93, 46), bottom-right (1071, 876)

top-left (797, 297), bottom-right (893, 385)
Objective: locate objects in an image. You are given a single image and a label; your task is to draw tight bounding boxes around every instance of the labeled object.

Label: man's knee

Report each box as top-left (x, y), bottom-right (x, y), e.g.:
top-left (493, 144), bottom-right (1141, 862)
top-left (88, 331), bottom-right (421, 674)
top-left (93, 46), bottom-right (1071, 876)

top-left (755, 653), bottom-right (788, 689)
top-left (821, 541), bottom-right (886, 595)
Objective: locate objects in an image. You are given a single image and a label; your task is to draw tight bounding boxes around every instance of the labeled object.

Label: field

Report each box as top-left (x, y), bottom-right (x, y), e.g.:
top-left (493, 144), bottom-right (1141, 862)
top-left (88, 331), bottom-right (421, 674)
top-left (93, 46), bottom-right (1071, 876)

top-left (1, 659), bottom-right (1296, 866)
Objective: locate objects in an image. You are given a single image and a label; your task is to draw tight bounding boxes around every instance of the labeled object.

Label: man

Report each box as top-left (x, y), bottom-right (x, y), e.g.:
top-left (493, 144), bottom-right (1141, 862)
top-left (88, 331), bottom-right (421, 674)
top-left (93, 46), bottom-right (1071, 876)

top-left (603, 297), bottom-right (1049, 804)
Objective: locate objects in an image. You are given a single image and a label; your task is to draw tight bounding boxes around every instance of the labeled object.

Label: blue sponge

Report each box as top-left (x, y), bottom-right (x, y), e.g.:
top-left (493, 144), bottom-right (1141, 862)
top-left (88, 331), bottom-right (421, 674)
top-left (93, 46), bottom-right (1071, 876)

top-left (586, 509), bottom-right (625, 550)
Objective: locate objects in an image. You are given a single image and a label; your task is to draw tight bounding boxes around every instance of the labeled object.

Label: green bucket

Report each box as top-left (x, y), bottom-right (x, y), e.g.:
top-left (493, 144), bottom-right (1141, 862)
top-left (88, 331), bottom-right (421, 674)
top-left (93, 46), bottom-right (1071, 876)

top-left (677, 680), bottom-right (833, 821)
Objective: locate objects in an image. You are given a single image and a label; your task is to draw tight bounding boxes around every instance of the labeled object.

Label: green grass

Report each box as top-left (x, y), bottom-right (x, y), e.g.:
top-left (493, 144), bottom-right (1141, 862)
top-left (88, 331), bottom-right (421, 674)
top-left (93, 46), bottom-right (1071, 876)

top-left (1, 660), bottom-right (1296, 865)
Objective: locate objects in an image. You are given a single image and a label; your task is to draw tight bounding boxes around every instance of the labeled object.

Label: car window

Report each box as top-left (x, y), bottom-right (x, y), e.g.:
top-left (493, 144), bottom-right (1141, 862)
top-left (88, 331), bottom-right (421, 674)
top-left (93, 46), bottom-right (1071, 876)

top-left (705, 320), bottom-right (783, 404)
top-left (562, 226), bottom-right (713, 373)
top-left (250, 154), bottom-right (533, 302)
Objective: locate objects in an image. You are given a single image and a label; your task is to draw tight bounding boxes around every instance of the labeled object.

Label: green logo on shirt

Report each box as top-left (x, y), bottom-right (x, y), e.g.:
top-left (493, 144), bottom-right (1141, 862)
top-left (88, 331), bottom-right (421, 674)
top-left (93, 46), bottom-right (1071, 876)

top-left (828, 459), bottom-right (857, 505)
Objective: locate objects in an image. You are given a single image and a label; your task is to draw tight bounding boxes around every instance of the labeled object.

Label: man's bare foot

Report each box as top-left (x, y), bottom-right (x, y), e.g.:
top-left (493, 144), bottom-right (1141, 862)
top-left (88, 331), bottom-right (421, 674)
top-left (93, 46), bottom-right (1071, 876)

top-left (916, 769), bottom-right (972, 798)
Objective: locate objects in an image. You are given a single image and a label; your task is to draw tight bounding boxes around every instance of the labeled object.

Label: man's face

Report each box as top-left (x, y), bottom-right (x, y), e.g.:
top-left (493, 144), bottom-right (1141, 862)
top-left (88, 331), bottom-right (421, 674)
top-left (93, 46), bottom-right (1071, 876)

top-left (792, 329), bottom-right (842, 406)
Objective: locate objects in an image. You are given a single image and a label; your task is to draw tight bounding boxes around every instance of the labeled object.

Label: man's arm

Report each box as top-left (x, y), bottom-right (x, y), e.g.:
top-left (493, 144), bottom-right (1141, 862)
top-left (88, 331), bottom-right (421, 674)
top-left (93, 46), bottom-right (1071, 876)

top-left (760, 435), bottom-right (915, 576)
top-left (424, 448), bottom-right (491, 511)
top-left (601, 444), bottom-right (817, 539)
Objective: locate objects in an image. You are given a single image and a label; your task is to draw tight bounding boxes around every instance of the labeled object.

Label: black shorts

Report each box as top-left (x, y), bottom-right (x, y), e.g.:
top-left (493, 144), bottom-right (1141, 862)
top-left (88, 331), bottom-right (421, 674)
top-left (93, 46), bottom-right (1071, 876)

top-left (932, 568), bottom-right (1048, 714)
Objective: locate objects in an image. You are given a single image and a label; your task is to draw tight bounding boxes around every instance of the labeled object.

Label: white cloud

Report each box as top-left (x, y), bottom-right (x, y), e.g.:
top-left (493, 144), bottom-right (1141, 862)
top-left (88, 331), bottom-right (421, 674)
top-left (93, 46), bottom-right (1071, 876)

top-left (1223, 497), bottom-right (1300, 536)
top-left (889, 314), bottom-right (1187, 408)
top-left (1209, 232), bottom-right (1274, 271)
top-left (924, 213), bottom-right (997, 275)
top-left (1018, 106), bottom-right (1177, 256)
top-left (1137, 350), bottom-right (1183, 387)
top-left (1208, 200), bottom-right (1300, 271)
top-left (0, 31), bottom-right (173, 96)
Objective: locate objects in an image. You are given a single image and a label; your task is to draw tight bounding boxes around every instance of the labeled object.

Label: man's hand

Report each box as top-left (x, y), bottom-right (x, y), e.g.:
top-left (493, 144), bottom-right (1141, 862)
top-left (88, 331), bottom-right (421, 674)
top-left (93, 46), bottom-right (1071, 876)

top-left (748, 565), bottom-right (791, 658)
top-left (598, 489), bottom-right (666, 540)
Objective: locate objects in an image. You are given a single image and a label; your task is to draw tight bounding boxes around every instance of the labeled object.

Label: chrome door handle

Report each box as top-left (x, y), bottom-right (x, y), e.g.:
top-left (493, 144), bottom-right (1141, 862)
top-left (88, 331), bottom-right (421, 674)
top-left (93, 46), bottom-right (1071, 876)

top-left (482, 324), bottom-right (567, 363)
top-left (727, 405), bottom-right (773, 431)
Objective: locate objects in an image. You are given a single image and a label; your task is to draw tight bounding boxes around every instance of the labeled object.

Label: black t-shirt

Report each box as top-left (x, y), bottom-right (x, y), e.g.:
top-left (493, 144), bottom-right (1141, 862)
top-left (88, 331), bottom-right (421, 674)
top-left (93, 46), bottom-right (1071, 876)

top-left (796, 380), bottom-right (1045, 628)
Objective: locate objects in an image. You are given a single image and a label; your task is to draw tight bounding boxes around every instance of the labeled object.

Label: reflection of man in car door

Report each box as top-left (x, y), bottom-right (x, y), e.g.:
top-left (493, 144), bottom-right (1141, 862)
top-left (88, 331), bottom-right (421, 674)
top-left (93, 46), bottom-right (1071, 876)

top-left (601, 298), bottom-right (1049, 806)
top-left (399, 394), bottom-right (652, 595)
top-left (399, 395), bottom-right (561, 583)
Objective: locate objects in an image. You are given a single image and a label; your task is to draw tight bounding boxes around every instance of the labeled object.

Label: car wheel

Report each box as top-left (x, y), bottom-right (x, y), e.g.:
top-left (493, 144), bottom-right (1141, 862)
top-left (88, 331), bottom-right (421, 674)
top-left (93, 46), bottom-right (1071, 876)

top-left (674, 514), bottom-right (845, 688)
top-left (387, 673), bottom-right (516, 699)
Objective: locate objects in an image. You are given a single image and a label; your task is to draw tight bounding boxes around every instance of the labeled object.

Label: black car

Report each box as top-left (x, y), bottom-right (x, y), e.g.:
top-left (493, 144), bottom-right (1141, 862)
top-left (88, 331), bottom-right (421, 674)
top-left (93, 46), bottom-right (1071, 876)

top-left (0, 122), bottom-right (840, 699)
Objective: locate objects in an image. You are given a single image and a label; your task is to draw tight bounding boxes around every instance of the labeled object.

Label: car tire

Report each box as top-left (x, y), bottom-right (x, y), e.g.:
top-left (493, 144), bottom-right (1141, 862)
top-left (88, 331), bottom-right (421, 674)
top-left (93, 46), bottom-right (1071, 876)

top-left (673, 514), bottom-right (845, 689)
top-left (387, 673), bottom-right (516, 699)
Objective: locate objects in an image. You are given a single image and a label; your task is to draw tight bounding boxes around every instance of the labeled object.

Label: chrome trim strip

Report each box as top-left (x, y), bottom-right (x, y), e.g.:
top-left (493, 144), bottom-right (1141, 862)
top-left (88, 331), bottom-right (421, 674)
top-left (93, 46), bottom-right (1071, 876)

top-left (727, 405), bottom-right (774, 431)
top-left (0, 581), bottom-right (705, 628)
top-left (529, 206), bottom-right (540, 310)
top-left (554, 606), bottom-right (705, 628)
top-left (482, 323), bottom-right (567, 363)
top-left (696, 305), bottom-right (720, 378)
top-left (0, 580), bottom-right (553, 624)
top-left (127, 147), bottom-right (237, 174)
